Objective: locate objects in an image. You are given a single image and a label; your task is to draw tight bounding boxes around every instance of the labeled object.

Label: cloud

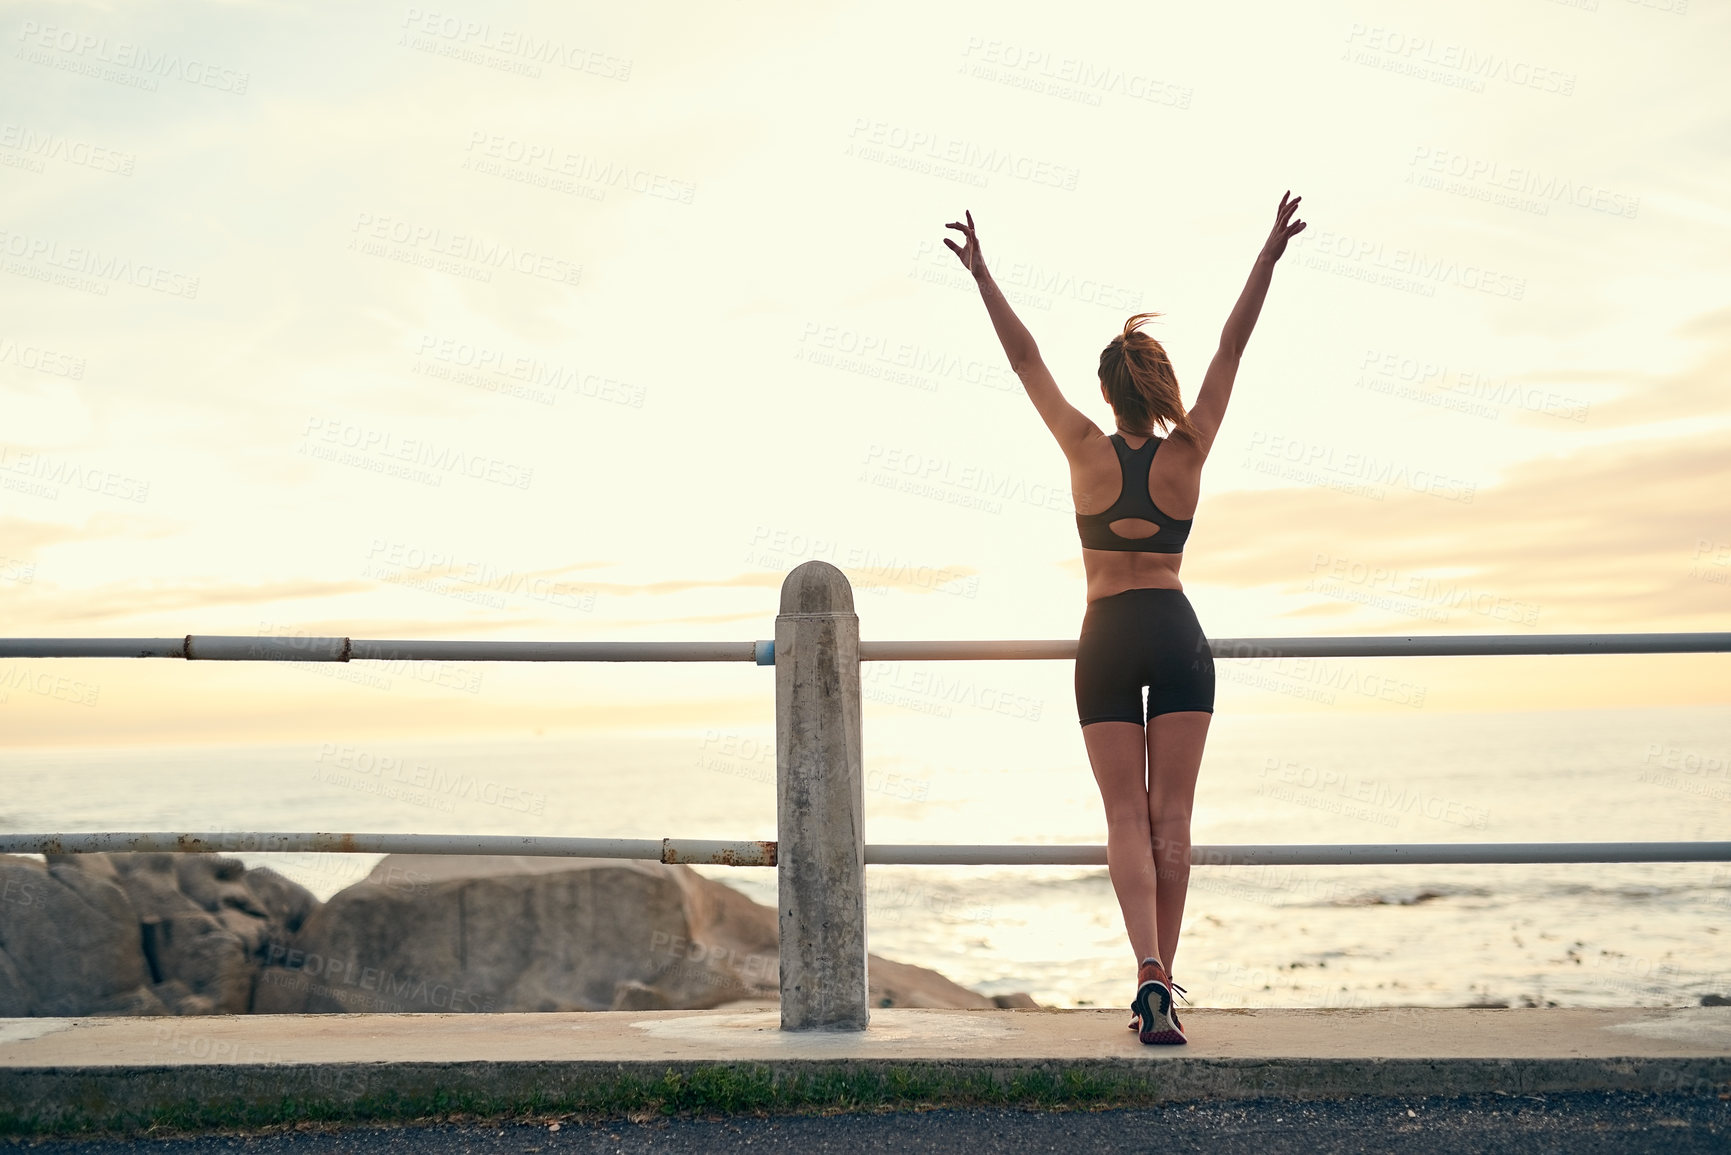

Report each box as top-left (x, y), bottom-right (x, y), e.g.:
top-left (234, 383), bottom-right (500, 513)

top-left (1188, 428), bottom-right (1729, 630)
top-left (8, 578), bottom-right (375, 627)
top-left (0, 512), bottom-right (176, 559)
top-left (505, 570), bottom-right (785, 597)
top-left (465, 565), bottom-right (983, 599)
top-left (1524, 304), bottom-right (1731, 430)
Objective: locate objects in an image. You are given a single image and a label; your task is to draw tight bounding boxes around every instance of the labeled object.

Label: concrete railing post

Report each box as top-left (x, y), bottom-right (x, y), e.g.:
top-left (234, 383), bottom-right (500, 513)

top-left (775, 561), bottom-right (868, 1031)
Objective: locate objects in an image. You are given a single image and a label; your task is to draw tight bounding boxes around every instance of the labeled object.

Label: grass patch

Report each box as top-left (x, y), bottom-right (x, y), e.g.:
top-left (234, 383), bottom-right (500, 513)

top-left (0, 1060), bottom-right (1169, 1138)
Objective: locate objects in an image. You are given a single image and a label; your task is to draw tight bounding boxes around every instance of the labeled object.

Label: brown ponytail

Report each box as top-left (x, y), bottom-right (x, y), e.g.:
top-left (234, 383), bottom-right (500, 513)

top-left (1098, 312), bottom-right (1198, 443)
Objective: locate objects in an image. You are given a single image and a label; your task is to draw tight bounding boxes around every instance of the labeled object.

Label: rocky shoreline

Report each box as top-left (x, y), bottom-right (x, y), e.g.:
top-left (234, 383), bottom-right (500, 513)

top-left (0, 852), bottom-right (1032, 1016)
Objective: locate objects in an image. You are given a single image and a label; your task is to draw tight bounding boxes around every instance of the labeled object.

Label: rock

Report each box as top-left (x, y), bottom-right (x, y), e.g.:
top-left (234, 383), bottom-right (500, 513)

top-left (71, 854), bottom-right (251, 1015)
top-left (868, 953), bottom-right (994, 1009)
top-left (992, 992), bottom-right (1042, 1009)
top-left (7, 851), bottom-right (1021, 1017)
top-left (239, 866), bottom-right (321, 943)
top-left (0, 948), bottom-right (30, 1018)
top-left (1703, 994), bottom-right (1730, 1007)
top-left (258, 855), bottom-right (1007, 1014)
top-left (0, 854), bottom-right (165, 1017)
top-left (257, 856), bottom-right (779, 1014)
top-left (45, 853), bottom-right (322, 1015)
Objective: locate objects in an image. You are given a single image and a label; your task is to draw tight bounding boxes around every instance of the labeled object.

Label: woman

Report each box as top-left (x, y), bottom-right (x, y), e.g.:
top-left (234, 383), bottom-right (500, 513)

top-left (944, 192), bottom-right (1305, 1045)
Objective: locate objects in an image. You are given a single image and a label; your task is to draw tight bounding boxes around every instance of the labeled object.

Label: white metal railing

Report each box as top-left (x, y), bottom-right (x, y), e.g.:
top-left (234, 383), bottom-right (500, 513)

top-left (0, 832), bottom-right (777, 865)
top-left (4, 631), bottom-right (1727, 663)
top-left (0, 636), bottom-right (766, 662)
top-left (3, 563), bottom-right (1728, 1028)
top-left (5, 833), bottom-right (1730, 867)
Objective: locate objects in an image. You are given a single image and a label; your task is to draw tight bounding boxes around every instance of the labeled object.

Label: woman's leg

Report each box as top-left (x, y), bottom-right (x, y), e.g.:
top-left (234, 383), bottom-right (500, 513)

top-left (1145, 710), bottom-right (1211, 980)
top-left (1082, 720), bottom-right (1161, 964)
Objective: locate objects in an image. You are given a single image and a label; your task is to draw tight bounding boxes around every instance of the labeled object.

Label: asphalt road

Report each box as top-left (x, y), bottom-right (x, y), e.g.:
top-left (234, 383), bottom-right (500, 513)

top-left (7, 1092), bottom-right (1728, 1154)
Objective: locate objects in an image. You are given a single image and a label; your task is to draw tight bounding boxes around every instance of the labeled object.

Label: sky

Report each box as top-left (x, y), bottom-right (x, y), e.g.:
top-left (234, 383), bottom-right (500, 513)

top-left (2, 0), bottom-right (1727, 748)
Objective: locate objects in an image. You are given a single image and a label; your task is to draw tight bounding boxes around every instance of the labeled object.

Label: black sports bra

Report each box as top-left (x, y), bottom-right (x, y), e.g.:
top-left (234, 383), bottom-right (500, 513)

top-left (1074, 433), bottom-right (1194, 554)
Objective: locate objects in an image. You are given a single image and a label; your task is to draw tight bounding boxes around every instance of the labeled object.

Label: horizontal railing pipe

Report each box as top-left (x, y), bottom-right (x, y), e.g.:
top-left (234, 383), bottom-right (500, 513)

top-left (347, 640), bottom-right (760, 663)
top-left (0, 638), bottom-right (191, 659)
top-left (1, 832), bottom-right (663, 861)
top-left (3, 633), bottom-right (1728, 664)
top-left (7, 834), bottom-right (1728, 867)
top-left (859, 632), bottom-right (1731, 662)
top-left (864, 842), bottom-right (1731, 866)
top-left (0, 637), bottom-right (763, 662)
top-left (2, 833), bottom-right (774, 866)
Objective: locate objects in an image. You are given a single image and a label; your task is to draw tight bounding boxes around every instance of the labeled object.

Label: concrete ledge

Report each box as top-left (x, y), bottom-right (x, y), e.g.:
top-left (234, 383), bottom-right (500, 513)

top-left (4, 1007), bottom-right (1730, 1136)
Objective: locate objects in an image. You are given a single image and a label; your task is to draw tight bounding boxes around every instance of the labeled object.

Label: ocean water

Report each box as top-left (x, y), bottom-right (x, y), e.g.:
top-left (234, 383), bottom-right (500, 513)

top-left (3, 704), bottom-right (1728, 1012)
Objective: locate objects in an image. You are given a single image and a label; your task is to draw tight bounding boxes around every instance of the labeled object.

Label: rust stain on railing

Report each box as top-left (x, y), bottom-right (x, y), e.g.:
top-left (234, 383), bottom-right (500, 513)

top-left (660, 838), bottom-right (778, 867)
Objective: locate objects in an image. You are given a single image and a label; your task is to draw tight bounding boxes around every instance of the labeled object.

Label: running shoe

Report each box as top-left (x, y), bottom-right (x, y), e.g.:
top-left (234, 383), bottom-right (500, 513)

top-left (1128, 962), bottom-right (1184, 1032)
top-left (1127, 956), bottom-right (1166, 1029)
top-left (1126, 995), bottom-right (1190, 1033)
top-left (1128, 957), bottom-right (1188, 1045)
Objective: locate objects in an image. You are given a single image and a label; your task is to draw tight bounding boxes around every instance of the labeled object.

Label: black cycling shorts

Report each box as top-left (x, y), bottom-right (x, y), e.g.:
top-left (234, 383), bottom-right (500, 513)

top-left (1075, 587), bottom-right (1216, 726)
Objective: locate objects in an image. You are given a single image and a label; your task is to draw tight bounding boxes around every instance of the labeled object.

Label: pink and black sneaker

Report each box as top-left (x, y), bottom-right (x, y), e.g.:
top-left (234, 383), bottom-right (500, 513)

top-left (1128, 957), bottom-right (1188, 1045)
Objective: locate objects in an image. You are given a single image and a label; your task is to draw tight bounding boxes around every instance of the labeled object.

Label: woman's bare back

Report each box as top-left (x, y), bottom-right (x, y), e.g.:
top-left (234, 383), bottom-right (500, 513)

top-left (1069, 425), bottom-right (1207, 602)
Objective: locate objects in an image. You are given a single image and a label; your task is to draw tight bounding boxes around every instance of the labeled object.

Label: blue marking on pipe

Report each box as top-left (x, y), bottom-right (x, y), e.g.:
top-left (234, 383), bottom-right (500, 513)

top-left (754, 639), bottom-right (775, 666)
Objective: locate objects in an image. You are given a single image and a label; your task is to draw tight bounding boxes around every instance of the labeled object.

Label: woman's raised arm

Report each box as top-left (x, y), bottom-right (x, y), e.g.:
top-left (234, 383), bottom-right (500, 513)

top-left (945, 210), bottom-right (1094, 455)
top-left (1185, 192), bottom-right (1306, 453)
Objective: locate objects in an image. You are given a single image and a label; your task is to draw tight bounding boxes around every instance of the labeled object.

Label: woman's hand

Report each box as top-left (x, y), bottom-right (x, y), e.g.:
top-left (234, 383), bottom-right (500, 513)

top-left (943, 210), bottom-right (986, 277)
top-left (1261, 191), bottom-right (1306, 262)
